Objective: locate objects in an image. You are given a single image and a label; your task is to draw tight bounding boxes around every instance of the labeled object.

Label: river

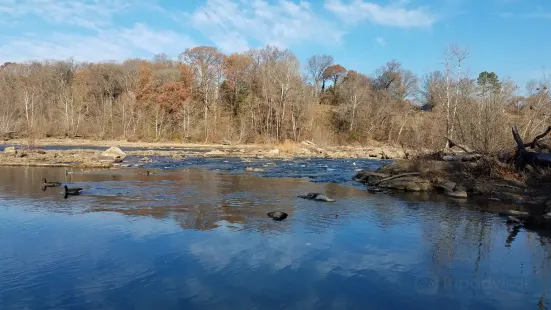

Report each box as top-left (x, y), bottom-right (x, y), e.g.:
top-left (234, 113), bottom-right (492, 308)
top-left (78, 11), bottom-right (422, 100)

top-left (0, 157), bottom-right (549, 310)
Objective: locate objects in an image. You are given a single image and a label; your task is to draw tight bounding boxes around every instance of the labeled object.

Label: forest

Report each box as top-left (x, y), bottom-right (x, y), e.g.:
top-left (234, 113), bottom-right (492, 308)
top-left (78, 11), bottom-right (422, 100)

top-left (0, 44), bottom-right (549, 152)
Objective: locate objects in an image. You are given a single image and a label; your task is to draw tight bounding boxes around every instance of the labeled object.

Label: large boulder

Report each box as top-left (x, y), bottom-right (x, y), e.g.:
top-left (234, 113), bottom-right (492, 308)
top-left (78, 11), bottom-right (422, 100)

top-left (101, 147), bottom-right (126, 160)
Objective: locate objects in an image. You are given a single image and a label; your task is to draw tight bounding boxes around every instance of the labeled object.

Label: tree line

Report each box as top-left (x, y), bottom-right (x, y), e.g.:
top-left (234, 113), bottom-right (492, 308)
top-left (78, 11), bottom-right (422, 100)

top-left (0, 44), bottom-right (549, 152)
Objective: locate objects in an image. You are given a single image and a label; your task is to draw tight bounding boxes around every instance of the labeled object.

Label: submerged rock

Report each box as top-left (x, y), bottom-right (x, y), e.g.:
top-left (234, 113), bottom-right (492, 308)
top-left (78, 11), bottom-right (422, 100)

top-left (298, 193), bottom-right (335, 202)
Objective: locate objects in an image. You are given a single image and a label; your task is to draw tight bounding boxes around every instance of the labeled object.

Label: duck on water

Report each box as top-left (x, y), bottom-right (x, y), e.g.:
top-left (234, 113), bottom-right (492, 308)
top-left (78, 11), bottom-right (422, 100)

top-left (42, 178), bottom-right (61, 187)
top-left (41, 178), bottom-right (62, 191)
top-left (64, 185), bottom-right (83, 198)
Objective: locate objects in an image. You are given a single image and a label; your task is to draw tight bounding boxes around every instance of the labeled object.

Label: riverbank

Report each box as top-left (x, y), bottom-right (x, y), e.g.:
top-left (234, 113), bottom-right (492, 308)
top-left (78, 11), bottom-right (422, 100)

top-left (353, 157), bottom-right (551, 230)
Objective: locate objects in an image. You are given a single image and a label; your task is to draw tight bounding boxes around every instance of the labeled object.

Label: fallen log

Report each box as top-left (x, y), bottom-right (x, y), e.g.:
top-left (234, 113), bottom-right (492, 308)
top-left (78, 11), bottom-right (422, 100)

top-left (445, 136), bottom-right (474, 153)
top-left (442, 154), bottom-right (482, 162)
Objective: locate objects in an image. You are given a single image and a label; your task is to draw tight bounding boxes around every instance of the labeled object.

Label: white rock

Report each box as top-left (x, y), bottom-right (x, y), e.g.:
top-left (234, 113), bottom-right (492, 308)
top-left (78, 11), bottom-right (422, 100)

top-left (3, 146), bottom-right (16, 153)
top-left (101, 147), bottom-right (126, 159)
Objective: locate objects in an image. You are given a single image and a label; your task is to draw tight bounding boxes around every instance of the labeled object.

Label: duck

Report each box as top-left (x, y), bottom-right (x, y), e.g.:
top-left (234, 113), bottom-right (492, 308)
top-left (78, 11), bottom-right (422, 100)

top-left (42, 178), bottom-right (61, 187)
top-left (297, 192), bottom-right (335, 202)
top-left (64, 185), bottom-right (83, 196)
top-left (267, 211), bottom-right (288, 221)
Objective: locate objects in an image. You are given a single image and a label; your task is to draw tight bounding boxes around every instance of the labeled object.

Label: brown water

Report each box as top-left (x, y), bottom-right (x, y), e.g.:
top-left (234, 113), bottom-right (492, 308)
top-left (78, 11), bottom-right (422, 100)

top-left (0, 165), bottom-right (550, 310)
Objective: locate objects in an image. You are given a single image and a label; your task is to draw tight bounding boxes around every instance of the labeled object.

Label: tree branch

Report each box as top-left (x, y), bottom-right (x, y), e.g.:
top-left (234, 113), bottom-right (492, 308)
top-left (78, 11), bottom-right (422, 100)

top-left (373, 172), bottom-right (421, 186)
top-left (528, 126), bottom-right (551, 149)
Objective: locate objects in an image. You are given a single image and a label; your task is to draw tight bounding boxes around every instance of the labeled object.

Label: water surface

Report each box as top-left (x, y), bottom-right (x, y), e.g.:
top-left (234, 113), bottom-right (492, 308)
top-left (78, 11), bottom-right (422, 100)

top-left (0, 163), bottom-right (550, 310)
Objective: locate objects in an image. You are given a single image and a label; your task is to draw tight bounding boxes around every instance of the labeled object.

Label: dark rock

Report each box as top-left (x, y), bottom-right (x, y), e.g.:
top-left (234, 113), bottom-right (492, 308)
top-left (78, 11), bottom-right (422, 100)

top-left (267, 211), bottom-right (288, 221)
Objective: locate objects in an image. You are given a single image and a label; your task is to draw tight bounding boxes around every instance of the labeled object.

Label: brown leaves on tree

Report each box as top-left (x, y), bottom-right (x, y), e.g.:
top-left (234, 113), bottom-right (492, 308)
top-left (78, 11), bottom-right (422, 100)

top-left (223, 53), bottom-right (252, 89)
top-left (135, 61), bottom-right (193, 113)
top-left (323, 64), bottom-right (347, 86)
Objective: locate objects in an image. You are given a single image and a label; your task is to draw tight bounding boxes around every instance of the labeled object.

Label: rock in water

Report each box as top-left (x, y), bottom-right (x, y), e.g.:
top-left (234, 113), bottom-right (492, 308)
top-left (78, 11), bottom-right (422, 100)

top-left (506, 216), bottom-right (522, 225)
top-left (445, 189), bottom-right (468, 199)
top-left (245, 167), bottom-right (264, 172)
top-left (267, 211), bottom-right (288, 221)
top-left (101, 147), bottom-right (126, 160)
top-left (298, 193), bottom-right (335, 202)
top-left (3, 146), bottom-right (16, 154)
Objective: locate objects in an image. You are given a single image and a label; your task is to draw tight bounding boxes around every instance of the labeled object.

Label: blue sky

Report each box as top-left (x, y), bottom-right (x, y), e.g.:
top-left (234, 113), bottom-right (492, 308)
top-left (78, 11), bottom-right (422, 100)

top-left (0, 0), bottom-right (549, 94)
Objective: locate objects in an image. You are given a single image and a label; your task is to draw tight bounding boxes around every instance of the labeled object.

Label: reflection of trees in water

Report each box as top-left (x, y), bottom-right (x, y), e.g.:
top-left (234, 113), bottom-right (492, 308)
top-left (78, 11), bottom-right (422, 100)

top-left (4, 165), bottom-right (551, 304)
top-left (534, 235), bottom-right (551, 310)
top-left (416, 200), bottom-right (496, 287)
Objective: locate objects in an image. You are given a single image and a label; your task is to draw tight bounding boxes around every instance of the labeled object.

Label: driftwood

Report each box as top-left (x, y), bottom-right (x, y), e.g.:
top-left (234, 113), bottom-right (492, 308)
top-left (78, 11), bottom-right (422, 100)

top-left (512, 125), bottom-right (551, 170)
top-left (373, 172), bottom-right (420, 186)
top-left (445, 136), bottom-right (474, 153)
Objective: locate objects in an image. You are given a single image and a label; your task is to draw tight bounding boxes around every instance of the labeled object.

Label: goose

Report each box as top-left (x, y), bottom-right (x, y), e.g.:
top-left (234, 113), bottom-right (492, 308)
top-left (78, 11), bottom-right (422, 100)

top-left (297, 193), bottom-right (335, 202)
top-left (267, 211), bottom-right (288, 221)
top-left (42, 178), bottom-right (61, 187)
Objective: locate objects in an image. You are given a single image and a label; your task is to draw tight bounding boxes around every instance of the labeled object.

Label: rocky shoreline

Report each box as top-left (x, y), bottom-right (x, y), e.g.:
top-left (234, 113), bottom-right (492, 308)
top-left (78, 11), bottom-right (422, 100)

top-left (353, 158), bottom-right (551, 230)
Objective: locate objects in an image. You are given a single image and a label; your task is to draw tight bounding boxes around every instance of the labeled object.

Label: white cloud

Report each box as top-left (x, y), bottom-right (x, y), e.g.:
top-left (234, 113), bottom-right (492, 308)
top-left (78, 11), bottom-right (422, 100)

top-left (0, 0), bottom-right (196, 62)
top-left (187, 0), bottom-right (345, 54)
top-left (0, 24), bottom-right (196, 63)
top-left (1, 0), bottom-right (131, 30)
top-left (324, 0), bottom-right (437, 28)
top-left (376, 36), bottom-right (386, 46)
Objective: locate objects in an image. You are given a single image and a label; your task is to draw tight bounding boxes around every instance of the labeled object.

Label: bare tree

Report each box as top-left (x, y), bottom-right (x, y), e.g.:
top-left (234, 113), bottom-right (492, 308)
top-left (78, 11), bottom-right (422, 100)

top-left (305, 55), bottom-right (333, 96)
top-left (443, 44), bottom-right (469, 148)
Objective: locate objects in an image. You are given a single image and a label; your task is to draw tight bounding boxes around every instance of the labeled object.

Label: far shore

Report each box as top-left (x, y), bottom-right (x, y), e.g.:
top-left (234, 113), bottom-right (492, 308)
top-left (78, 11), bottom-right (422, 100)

top-left (0, 137), bottom-right (410, 169)
top-left (1, 137), bottom-right (409, 161)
